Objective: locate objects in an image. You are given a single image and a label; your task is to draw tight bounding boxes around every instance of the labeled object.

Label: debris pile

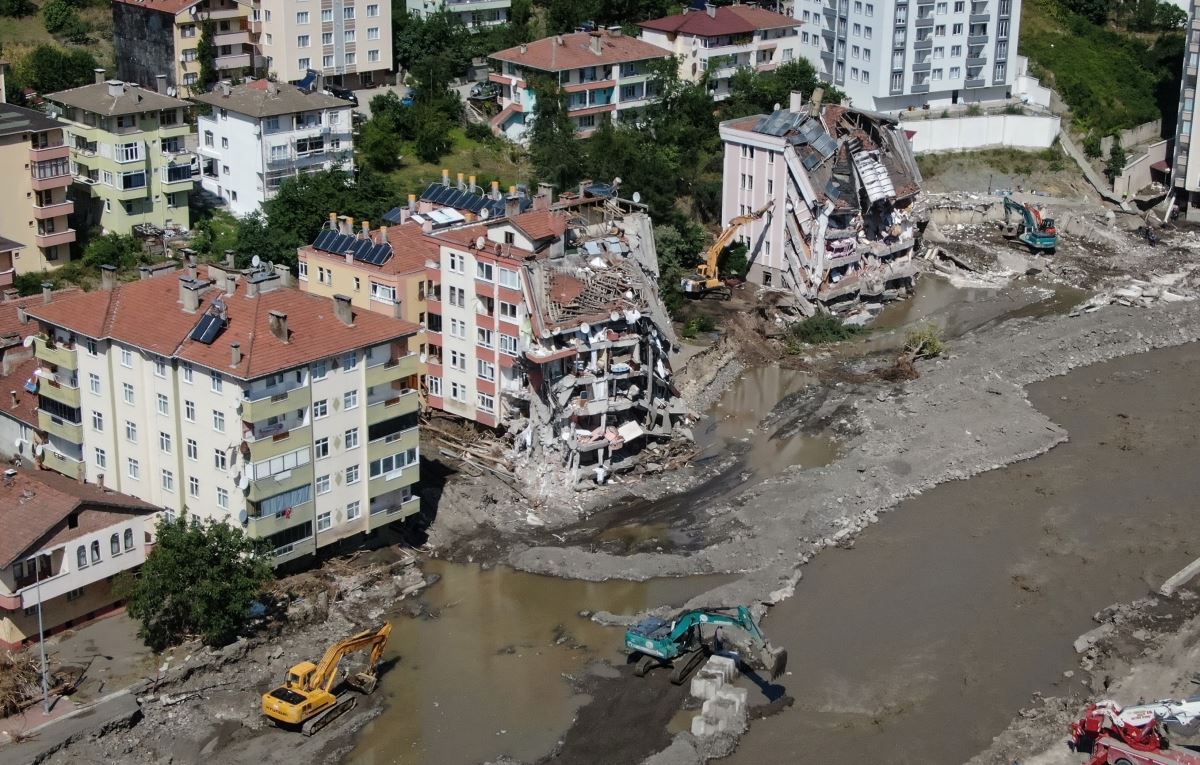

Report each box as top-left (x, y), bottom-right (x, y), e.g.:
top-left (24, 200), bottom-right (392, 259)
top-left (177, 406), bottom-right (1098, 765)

top-left (0, 650), bottom-right (41, 717)
top-left (1071, 276), bottom-right (1196, 315)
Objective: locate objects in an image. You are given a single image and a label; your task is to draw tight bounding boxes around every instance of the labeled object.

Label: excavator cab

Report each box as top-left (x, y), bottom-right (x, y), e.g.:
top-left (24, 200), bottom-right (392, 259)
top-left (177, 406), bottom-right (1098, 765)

top-left (285, 661), bottom-right (319, 690)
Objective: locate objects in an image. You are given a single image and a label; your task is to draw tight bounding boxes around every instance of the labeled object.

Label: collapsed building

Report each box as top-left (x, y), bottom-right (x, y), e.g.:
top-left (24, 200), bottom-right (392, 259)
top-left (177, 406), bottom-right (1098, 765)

top-left (719, 90), bottom-right (923, 315)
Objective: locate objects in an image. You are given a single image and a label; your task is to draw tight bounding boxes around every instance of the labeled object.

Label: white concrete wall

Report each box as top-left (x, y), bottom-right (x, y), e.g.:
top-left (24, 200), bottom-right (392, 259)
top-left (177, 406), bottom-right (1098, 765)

top-left (1115, 139), bottom-right (1170, 198)
top-left (1101, 119), bottom-right (1163, 157)
top-left (198, 110), bottom-right (265, 217)
top-left (900, 113), bottom-right (1060, 154)
top-left (720, 129), bottom-right (791, 282)
top-left (10, 516), bottom-right (148, 607)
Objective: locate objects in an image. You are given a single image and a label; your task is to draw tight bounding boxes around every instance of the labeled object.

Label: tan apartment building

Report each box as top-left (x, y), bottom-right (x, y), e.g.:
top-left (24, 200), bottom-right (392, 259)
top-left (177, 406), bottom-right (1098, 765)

top-left (258, 0), bottom-right (393, 88)
top-left (113, 0), bottom-right (257, 96)
top-left (0, 103), bottom-right (77, 277)
top-left (0, 467), bottom-right (157, 648)
top-left (24, 263), bottom-right (421, 567)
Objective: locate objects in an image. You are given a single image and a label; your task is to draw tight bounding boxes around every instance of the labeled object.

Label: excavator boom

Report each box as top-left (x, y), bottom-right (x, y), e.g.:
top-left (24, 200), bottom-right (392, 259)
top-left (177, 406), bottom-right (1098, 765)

top-left (682, 202), bottom-right (774, 299)
top-left (625, 605), bottom-right (787, 683)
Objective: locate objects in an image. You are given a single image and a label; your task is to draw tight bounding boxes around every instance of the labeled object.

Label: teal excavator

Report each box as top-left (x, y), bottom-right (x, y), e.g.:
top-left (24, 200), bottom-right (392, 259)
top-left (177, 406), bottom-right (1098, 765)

top-left (624, 606), bottom-right (787, 685)
top-left (1001, 196), bottom-right (1058, 251)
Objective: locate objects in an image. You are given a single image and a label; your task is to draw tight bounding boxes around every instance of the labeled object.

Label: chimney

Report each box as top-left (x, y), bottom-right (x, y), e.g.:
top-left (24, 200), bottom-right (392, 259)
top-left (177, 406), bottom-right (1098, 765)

top-left (346, 216), bottom-right (354, 235)
top-left (41, 282), bottom-right (52, 304)
top-left (224, 273), bottom-right (237, 296)
top-left (520, 43), bottom-right (528, 54)
top-left (441, 168), bottom-right (450, 187)
top-left (186, 264), bottom-right (197, 280)
top-left (379, 224), bottom-right (389, 243)
top-left (705, 2), bottom-right (717, 18)
top-left (556, 35), bottom-right (564, 46)
top-left (273, 263), bottom-right (292, 288)
top-left (809, 87), bottom-right (825, 117)
top-left (607, 26), bottom-right (622, 37)
top-left (180, 278), bottom-right (201, 313)
top-left (590, 32), bottom-right (602, 55)
top-left (224, 249), bottom-right (235, 268)
top-left (267, 310), bottom-right (288, 342)
top-left (457, 172), bottom-right (465, 190)
top-left (506, 186), bottom-right (521, 218)
top-left (328, 211), bottom-right (338, 230)
top-left (156, 74), bottom-right (168, 95)
top-left (247, 278), bottom-right (259, 298)
top-left (97, 473), bottom-right (105, 492)
top-left (100, 264), bottom-right (117, 291)
top-left (138, 265), bottom-right (152, 279)
top-left (2, 288), bottom-right (18, 303)
top-left (332, 294), bottom-right (353, 326)
top-left (408, 193), bottom-right (417, 212)
top-left (94, 68), bottom-right (106, 84)
top-left (789, 90), bottom-right (804, 113)
top-left (230, 342), bottom-right (242, 367)
top-left (491, 180), bottom-right (501, 200)
top-left (16, 306), bottom-right (27, 324)
top-left (9, 390), bottom-right (16, 408)
top-left (469, 175), bottom-right (477, 193)
top-left (361, 219), bottom-right (370, 238)
top-left (536, 182), bottom-right (554, 210)
top-left (106, 80), bottom-right (124, 99)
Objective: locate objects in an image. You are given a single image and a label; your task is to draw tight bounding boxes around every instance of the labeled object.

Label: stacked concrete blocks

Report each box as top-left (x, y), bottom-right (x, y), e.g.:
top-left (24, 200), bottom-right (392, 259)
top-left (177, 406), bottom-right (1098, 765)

top-left (689, 655), bottom-right (749, 737)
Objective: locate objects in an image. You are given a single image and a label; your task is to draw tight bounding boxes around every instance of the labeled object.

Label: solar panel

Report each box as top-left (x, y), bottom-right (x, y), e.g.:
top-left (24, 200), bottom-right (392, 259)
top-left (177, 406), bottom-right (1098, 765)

top-left (812, 134), bottom-right (838, 159)
top-left (190, 314), bottom-right (225, 345)
top-left (313, 229), bottom-right (337, 250)
top-left (802, 153), bottom-right (823, 170)
top-left (382, 206), bottom-right (404, 224)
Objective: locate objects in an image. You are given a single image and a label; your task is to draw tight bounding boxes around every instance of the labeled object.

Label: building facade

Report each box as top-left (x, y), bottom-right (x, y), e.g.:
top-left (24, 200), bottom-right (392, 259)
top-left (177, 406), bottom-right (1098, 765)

top-left (638, 4), bottom-right (802, 101)
top-left (488, 30), bottom-right (672, 141)
top-left (257, 0), bottom-right (393, 88)
top-left (113, 0), bottom-right (258, 96)
top-left (23, 264), bottom-right (421, 566)
top-left (792, 0), bottom-right (1021, 111)
top-left (0, 103), bottom-right (77, 272)
top-left (405, 0), bottom-right (510, 28)
top-left (1173, 0), bottom-right (1200, 221)
top-left (46, 75), bottom-right (195, 235)
top-left (192, 80), bottom-right (354, 216)
top-left (0, 467), bottom-right (157, 648)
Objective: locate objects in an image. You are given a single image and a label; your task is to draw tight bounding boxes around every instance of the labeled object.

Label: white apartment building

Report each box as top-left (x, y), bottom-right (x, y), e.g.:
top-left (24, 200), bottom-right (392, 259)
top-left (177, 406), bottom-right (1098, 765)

top-left (256, 0), bottom-right (393, 87)
top-left (405, 0), bottom-right (510, 28)
top-left (1172, 0), bottom-right (1200, 221)
top-left (23, 263), bottom-right (421, 567)
top-left (638, 3), bottom-right (802, 100)
top-left (792, 0), bottom-right (1021, 111)
top-left (192, 80), bottom-right (354, 216)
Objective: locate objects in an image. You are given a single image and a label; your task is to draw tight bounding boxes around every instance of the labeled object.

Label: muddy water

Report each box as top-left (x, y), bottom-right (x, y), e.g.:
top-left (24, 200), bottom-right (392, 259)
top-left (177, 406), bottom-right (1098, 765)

top-left (726, 343), bottom-right (1200, 765)
top-left (347, 561), bottom-right (732, 765)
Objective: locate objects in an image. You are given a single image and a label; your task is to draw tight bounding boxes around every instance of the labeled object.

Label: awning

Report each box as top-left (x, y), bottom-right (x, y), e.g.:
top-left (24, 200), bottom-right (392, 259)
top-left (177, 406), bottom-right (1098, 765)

top-left (1151, 160), bottom-right (1170, 173)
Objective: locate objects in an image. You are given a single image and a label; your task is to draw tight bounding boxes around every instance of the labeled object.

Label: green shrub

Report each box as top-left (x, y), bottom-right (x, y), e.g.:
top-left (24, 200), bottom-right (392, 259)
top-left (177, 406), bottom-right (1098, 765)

top-left (786, 314), bottom-right (864, 350)
top-left (904, 324), bottom-right (944, 358)
top-left (464, 120), bottom-right (496, 144)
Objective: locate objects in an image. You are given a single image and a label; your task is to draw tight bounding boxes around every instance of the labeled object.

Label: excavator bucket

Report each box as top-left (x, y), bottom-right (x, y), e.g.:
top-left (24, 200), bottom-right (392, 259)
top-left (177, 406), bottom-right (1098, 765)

top-left (760, 644), bottom-right (788, 681)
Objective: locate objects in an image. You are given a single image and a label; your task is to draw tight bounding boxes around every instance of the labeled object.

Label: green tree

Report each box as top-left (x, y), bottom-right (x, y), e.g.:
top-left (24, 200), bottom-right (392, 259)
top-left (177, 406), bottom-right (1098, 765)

top-left (1106, 138), bottom-right (1128, 180)
top-left (529, 77), bottom-right (585, 191)
top-left (124, 515), bottom-right (273, 650)
top-left (197, 20), bottom-right (217, 91)
top-left (412, 106), bottom-right (453, 162)
top-left (1083, 132), bottom-right (1103, 158)
top-left (13, 45), bottom-right (98, 95)
top-left (1060, 0), bottom-right (1109, 24)
top-left (40, 0), bottom-right (75, 33)
top-left (82, 232), bottom-right (142, 269)
top-left (360, 114), bottom-right (403, 171)
top-left (233, 212), bottom-right (300, 268)
top-left (0, 0), bottom-right (35, 17)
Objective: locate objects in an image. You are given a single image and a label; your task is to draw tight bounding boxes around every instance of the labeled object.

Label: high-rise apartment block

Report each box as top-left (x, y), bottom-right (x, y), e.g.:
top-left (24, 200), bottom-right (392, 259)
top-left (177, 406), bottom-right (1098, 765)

top-left (793, 0), bottom-right (1021, 111)
top-left (1172, 0), bottom-right (1200, 221)
top-left (405, 0), bottom-right (511, 28)
top-left (0, 103), bottom-right (77, 274)
top-left (258, 0), bottom-right (394, 88)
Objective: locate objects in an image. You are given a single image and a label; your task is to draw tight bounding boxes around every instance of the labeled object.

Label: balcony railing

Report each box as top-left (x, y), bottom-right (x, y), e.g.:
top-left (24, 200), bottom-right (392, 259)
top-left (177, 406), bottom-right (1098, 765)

top-left (32, 200), bottom-right (74, 220)
top-left (35, 229), bottom-right (76, 248)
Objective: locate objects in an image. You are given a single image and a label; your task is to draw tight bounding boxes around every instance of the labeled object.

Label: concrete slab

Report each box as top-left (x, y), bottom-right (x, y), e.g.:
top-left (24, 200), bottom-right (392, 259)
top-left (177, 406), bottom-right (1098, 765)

top-left (689, 670), bottom-right (724, 700)
top-left (0, 692), bottom-right (139, 765)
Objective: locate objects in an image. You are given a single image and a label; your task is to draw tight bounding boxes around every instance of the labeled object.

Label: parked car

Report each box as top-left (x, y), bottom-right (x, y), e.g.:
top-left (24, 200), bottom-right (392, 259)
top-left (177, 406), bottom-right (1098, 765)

top-left (324, 86), bottom-right (358, 106)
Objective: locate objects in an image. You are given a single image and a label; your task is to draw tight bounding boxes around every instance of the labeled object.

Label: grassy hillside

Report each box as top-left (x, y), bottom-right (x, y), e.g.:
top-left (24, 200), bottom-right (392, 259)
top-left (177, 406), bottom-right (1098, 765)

top-left (0, 1), bottom-right (113, 73)
top-left (1020, 0), bottom-right (1183, 135)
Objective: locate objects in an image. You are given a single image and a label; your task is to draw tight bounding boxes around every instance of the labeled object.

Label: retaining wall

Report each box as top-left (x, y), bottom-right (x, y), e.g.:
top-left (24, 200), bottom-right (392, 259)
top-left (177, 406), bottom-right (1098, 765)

top-left (900, 114), bottom-right (1061, 154)
top-left (1101, 120), bottom-right (1163, 156)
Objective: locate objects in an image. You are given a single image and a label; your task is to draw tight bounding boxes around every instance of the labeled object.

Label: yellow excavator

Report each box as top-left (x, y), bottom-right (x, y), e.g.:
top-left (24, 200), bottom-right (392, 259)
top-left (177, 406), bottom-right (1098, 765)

top-left (681, 202), bottom-right (774, 300)
top-left (261, 622), bottom-right (392, 735)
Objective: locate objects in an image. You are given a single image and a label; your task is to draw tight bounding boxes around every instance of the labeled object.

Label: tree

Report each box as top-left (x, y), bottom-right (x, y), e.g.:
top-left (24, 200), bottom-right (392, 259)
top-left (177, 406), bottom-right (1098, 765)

top-left (82, 232), bottom-right (141, 269)
top-left (1060, 0), bottom-right (1110, 25)
top-left (412, 106), bottom-right (453, 163)
top-left (0, 0), bottom-right (35, 17)
top-left (360, 114), bottom-right (403, 171)
top-left (233, 212), bottom-right (299, 269)
top-left (123, 515), bottom-right (273, 650)
top-left (197, 20), bottom-right (217, 91)
top-left (1083, 132), bottom-right (1103, 158)
top-left (1105, 138), bottom-right (1128, 181)
top-left (528, 77), bottom-right (585, 191)
top-left (13, 45), bottom-right (98, 95)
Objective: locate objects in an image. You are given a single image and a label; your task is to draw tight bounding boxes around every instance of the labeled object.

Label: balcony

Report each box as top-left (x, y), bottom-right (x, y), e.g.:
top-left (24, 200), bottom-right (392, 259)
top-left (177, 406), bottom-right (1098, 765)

top-left (911, 82), bottom-right (931, 94)
top-left (31, 171), bottom-right (72, 192)
top-left (244, 424), bottom-right (312, 462)
top-left (367, 427), bottom-right (419, 463)
top-left (965, 77), bottom-right (987, 88)
top-left (367, 464), bottom-right (419, 501)
top-left (215, 52), bottom-right (252, 69)
top-left (366, 491), bottom-right (419, 530)
top-left (32, 200), bottom-right (74, 220)
top-left (29, 144), bottom-right (70, 162)
top-left (366, 389), bottom-right (417, 426)
top-left (246, 501), bottom-right (314, 540)
top-left (365, 354), bottom-right (418, 388)
top-left (38, 377), bottom-right (81, 408)
top-left (41, 449), bottom-right (83, 480)
top-left (112, 184), bottom-right (150, 201)
top-left (161, 166), bottom-right (196, 188)
top-left (214, 30), bottom-right (250, 46)
top-left (35, 337), bottom-right (78, 370)
top-left (911, 61), bottom-right (931, 73)
top-left (967, 34), bottom-right (989, 45)
top-left (38, 411), bottom-right (83, 443)
top-left (241, 385), bottom-right (311, 423)
top-left (199, 4), bottom-right (244, 19)
top-left (914, 16), bottom-right (933, 27)
top-left (246, 463), bottom-right (314, 502)
top-left (35, 229), bottom-right (76, 249)
top-left (970, 13), bottom-right (991, 23)
top-left (966, 56), bottom-right (986, 67)
top-left (913, 38), bottom-right (933, 51)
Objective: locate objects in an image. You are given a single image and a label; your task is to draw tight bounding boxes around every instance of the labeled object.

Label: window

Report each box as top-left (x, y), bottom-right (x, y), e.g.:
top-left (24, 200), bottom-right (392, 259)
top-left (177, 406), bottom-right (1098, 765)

top-left (121, 382), bottom-right (134, 405)
top-left (953, 23), bottom-right (963, 34)
top-left (477, 360), bottom-right (495, 382)
top-left (77, 546), bottom-right (87, 568)
top-left (217, 487), bottom-right (229, 510)
top-left (250, 447), bottom-right (311, 480)
top-left (346, 500), bottom-right (361, 520)
top-left (214, 448), bottom-right (228, 471)
top-left (344, 390), bottom-right (358, 409)
top-left (345, 464), bottom-right (359, 484)
top-left (213, 410), bottom-right (225, 432)
top-left (187, 475), bottom-right (199, 497)
top-left (476, 262), bottom-right (494, 281)
top-left (159, 432), bottom-right (172, 453)
top-left (125, 420), bottom-right (137, 443)
top-left (852, 45), bottom-right (860, 58)
top-left (128, 457), bottom-right (140, 480)
top-left (937, 1), bottom-right (947, 12)
top-left (321, 8), bottom-right (332, 21)
top-left (315, 437), bottom-right (330, 459)
top-left (90, 540), bottom-right (100, 563)
top-left (187, 438), bottom-right (197, 460)
top-left (498, 268), bottom-right (519, 289)
top-left (296, 10), bottom-right (309, 23)
top-left (184, 400), bottom-right (195, 421)
top-left (124, 528), bottom-right (133, 550)
top-left (345, 427), bottom-right (359, 449)
top-left (299, 57), bottom-right (311, 70)
top-left (92, 411), bottom-right (104, 431)
top-left (933, 68), bottom-right (943, 79)
top-left (954, 0), bottom-right (964, 9)
top-left (449, 286), bottom-right (465, 308)
top-left (182, 363), bottom-right (193, 383)
top-left (499, 334), bottom-right (518, 356)
top-left (367, 26), bottom-right (379, 40)
top-left (449, 253), bottom-right (465, 273)
top-left (950, 66), bottom-right (961, 78)
top-left (211, 371), bottom-right (223, 393)
top-left (499, 301), bottom-right (517, 321)
top-left (951, 44), bottom-right (962, 57)
top-left (450, 381), bottom-right (466, 402)
top-left (367, 3), bottom-right (378, 15)
top-left (157, 393), bottom-right (169, 415)
top-left (314, 399), bottom-right (329, 418)
top-left (450, 350), bottom-right (466, 372)
top-left (853, 23), bottom-right (860, 35)
top-left (317, 511), bottom-right (332, 532)
top-left (863, 71), bottom-right (870, 84)
top-left (450, 318), bottom-right (466, 339)
top-left (316, 474), bottom-right (331, 494)
top-left (864, 26), bottom-right (872, 39)
top-left (851, 67), bottom-right (859, 80)
top-left (341, 353), bottom-right (355, 372)
top-left (935, 24), bottom-right (946, 35)
top-left (120, 348), bottom-right (133, 367)
top-left (344, 29), bottom-right (354, 43)
top-left (478, 392), bottom-right (495, 412)
top-left (94, 447), bottom-right (107, 469)
top-left (354, 277), bottom-right (361, 292)
top-left (370, 282), bottom-right (396, 304)
top-left (162, 469), bottom-right (175, 492)
top-left (369, 447), bottom-right (419, 478)
top-left (66, 587), bottom-right (85, 601)
top-left (343, 6), bottom-right (353, 18)
top-left (298, 34), bottom-right (310, 47)
top-left (477, 328), bottom-right (494, 349)
top-left (427, 376), bottom-right (442, 396)
top-left (323, 55), bottom-right (334, 68)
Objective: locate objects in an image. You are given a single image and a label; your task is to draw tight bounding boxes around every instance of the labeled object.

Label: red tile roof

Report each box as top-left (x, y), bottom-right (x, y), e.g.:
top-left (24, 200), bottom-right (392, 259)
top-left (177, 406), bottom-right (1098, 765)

top-left (0, 356), bottom-right (41, 428)
top-left (0, 289), bottom-right (81, 340)
top-left (0, 467), bottom-right (157, 567)
top-left (638, 5), bottom-right (800, 36)
top-left (511, 210), bottom-right (570, 242)
top-left (25, 269), bottom-right (418, 380)
top-left (301, 221), bottom-right (437, 277)
top-left (490, 31), bottom-right (671, 73)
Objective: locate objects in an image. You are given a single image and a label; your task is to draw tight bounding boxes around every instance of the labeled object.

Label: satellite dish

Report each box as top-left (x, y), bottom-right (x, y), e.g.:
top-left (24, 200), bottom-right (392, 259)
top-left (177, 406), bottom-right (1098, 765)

top-left (167, 86), bottom-right (177, 97)
top-left (14, 438), bottom-right (26, 450)
top-left (479, 208), bottom-right (490, 220)
top-left (33, 443), bottom-right (44, 457)
top-left (22, 335), bottom-right (35, 348)
top-left (238, 509), bottom-right (248, 525)
top-left (251, 255), bottom-right (262, 268)
top-left (632, 192), bottom-right (642, 204)
top-left (580, 322), bottom-right (590, 335)
top-left (239, 472), bottom-right (250, 490)
top-left (475, 235), bottom-right (487, 249)
top-left (610, 311), bottom-right (620, 322)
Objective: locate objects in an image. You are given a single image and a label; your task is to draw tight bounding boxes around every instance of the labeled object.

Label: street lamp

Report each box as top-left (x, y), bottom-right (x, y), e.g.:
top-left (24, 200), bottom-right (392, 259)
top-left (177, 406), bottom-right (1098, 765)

top-left (34, 554), bottom-right (49, 715)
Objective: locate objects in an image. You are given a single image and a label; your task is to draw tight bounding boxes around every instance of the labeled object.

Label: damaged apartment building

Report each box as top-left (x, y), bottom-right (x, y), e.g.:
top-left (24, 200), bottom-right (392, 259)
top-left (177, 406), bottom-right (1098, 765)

top-left (719, 91), bottom-right (923, 315)
top-left (297, 178), bottom-right (689, 492)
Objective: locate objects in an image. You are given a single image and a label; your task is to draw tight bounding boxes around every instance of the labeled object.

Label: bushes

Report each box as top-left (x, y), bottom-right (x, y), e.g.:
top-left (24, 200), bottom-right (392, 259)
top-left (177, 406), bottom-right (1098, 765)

top-left (680, 314), bottom-right (717, 339)
top-left (786, 314), bottom-right (864, 350)
top-left (903, 324), bottom-right (944, 358)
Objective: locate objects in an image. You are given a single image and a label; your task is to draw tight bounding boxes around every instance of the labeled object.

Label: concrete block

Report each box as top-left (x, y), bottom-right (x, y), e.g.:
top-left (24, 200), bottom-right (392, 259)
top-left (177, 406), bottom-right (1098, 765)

top-left (702, 697), bottom-right (746, 732)
top-left (689, 669), bottom-right (724, 700)
top-left (715, 685), bottom-right (749, 713)
top-left (705, 655), bottom-right (739, 683)
top-left (691, 714), bottom-right (720, 737)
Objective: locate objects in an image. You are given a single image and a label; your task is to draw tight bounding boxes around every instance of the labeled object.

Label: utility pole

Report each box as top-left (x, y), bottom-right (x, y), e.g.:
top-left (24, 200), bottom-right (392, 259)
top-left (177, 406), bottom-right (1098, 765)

top-left (35, 557), bottom-right (49, 714)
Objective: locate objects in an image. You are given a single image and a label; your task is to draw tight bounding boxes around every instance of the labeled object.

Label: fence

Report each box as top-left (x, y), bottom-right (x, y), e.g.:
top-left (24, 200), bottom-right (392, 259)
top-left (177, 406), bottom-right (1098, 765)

top-left (899, 113), bottom-right (1061, 154)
